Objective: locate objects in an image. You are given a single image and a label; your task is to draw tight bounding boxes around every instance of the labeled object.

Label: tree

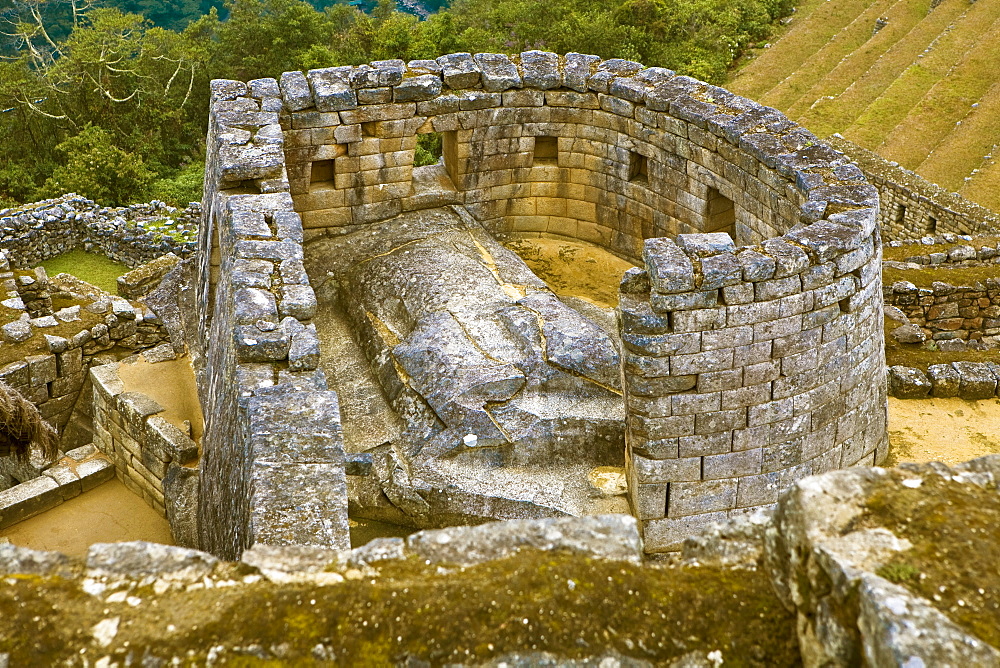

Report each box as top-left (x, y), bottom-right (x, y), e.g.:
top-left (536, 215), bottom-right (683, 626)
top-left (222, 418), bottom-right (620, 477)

top-left (39, 123), bottom-right (154, 205)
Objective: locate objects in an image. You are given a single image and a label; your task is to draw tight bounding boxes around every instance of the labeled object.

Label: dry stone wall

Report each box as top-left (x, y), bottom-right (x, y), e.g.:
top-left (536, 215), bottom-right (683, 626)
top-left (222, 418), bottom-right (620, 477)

top-left (90, 358), bottom-right (199, 544)
top-left (196, 79), bottom-right (350, 560)
top-left (0, 195), bottom-right (198, 269)
top-left (828, 136), bottom-right (999, 241)
top-left (884, 278), bottom-right (1000, 344)
top-left (205, 51), bottom-right (888, 553)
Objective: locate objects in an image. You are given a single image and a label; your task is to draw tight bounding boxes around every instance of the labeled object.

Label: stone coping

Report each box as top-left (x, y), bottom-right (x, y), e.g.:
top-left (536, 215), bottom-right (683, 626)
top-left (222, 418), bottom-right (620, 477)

top-left (0, 445), bottom-right (114, 529)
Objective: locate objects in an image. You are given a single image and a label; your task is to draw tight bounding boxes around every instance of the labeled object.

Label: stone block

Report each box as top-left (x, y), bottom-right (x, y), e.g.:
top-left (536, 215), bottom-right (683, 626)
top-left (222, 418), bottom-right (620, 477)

top-left (928, 363), bottom-right (960, 398)
top-left (279, 71), bottom-right (313, 111)
top-left (0, 476), bottom-right (62, 529)
top-left (307, 67), bottom-right (357, 112)
top-left (26, 354), bottom-right (57, 387)
top-left (436, 52), bottom-right (481, 89)
top-left (643, 511), bottom-right (727, 552)
top-left (519, 50), bottom-right (560, 89)
top-left (473, 53), bottom-right (521, 91)
top-left (643, 237), bottom-right (694, 294)
top-left (887, 366), bottom-right (931, 399)
top-left (393, 74), bottom-right (442, 102)
top-left (632, 454), bottom-right (701, 483)
top-left (668, 479), bottom-right (737, 518)
top-left (953, 361), bottom-right (997, 400)
top-left (703, 448), bottom-right (762, 480)
top-left (77, 457), bottom-right (116, 491)
top-left (678, 432), bottom-right (732, 457)
top-left (632, 482), bottom-right (668, 520)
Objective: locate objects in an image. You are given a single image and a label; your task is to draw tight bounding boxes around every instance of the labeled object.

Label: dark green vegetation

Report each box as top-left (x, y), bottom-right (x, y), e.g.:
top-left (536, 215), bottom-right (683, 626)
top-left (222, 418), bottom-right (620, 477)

top-left (41, 250), bottom-right (130, 293)
top-left (0, 551), bottom-right (800, 665)
top-left (0, 0), bottom-right (795, 208)
top-left (856, 471), bottom-right (1000, 648)
top-left (413, 131), bottom-right (442, 167)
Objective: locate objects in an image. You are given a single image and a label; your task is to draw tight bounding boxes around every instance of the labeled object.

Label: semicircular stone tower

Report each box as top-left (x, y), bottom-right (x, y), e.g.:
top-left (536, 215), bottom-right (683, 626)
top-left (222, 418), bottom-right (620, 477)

top-left (198, 51), bottom-right (888, 556)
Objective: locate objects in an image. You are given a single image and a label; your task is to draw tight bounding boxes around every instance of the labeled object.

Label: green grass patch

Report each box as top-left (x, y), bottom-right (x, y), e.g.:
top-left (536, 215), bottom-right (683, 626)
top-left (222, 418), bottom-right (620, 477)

top-left (918, 79), bottom-right (1000, 192)
top-left (846, 0), bottom-right (1000, 155)
top-left (792, 0), bottom-right (940, 132)
top-left (801, 0), bottom-right (969, 137)
top-left (960, 151), bottom-right (1000, 213)
top-left (853, 472), bottom-right (1000, 648)
top-left (40, 249), bottom-right (130, 294)
top-left (882, 262), bottom-right (1000, 288)
top-left (762, 0), bottom-right (899, 113)
top-left (879, 17), bottom-right (1000, 171)
top-left (729, 0), bottom-right (874, 100)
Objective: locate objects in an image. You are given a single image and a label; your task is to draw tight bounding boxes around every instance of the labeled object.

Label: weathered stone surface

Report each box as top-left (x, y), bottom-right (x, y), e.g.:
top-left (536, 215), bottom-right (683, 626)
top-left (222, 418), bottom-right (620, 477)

top-left (164, 465), bottom-right (200, 548)
top-left (406, 514), bottom-right (642, 566)
top-left (436, 52), bottom-right (481, 89)
top-left (307, 67), bottom-right (358, 112)
top-left (519, 50), bottom-right (560, 89)
top-left (887, 365), bottom-right (931, 399)
top-left (0, 544), bottom-right (76, 577)
top-left (86, 541), bottom-right (218, 581)
top-left (765, 460), bottom-right (1000, 667)
top-left (473, 53), bottom-right (522, 92)
top-left (643, 238), bottom-right (694, 295)
top-left (953, 361), bottom-right (997, 399)
top-left (928, 363), bottom-right (961, 397)
top-left (890, 323), bottom-right (925, 344)
top-left (393, 74), bottom-right (442, 102)
top-left (278, 70), bottom-right (313, 111)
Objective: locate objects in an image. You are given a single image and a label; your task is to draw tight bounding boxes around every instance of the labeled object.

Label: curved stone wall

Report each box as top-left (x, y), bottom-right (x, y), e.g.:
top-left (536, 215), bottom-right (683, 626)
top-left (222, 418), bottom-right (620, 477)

top-left (202, 50), bottom-right (888, 554)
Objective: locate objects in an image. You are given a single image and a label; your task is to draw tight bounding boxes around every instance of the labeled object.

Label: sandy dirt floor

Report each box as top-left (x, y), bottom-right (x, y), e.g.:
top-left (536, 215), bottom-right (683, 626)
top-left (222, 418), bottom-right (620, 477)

top-left (502, 236), bottom-right (637, 308)
top-left (0, 478), bottom-right (173, 556)
top-left (888, 396), bottom-right (1000, 466)
top-left (117, 356), bottom-right (204, 441)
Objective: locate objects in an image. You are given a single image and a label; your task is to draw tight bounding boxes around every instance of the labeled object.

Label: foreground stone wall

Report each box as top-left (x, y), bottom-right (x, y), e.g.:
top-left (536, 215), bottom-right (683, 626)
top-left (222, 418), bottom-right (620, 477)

top-left (0, 195), bottom-right (198, 269)
top-left (206, 51), bottom-right (888, 553)
top-left (828, 136), bottom-right (999, 241)
top-left (195, 79), bottom-right (349, 559)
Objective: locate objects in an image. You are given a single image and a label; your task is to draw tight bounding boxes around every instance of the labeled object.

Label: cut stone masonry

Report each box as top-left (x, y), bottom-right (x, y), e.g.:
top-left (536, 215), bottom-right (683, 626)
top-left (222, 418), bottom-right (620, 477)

top-left (199, 51), bottom-right (889, 554)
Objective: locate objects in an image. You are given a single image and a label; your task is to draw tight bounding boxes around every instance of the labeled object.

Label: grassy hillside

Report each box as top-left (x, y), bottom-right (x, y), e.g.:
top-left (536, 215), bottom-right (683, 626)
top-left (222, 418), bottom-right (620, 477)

top-left (729, 0), bottom-right (1000, 213)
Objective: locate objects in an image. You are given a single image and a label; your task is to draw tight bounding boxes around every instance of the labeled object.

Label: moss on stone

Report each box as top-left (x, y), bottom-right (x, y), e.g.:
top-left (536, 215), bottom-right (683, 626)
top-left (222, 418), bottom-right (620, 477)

top-left (855, 472), bottom-right (1000, 648)
top-left (0, 551), bottom-right (800, 665)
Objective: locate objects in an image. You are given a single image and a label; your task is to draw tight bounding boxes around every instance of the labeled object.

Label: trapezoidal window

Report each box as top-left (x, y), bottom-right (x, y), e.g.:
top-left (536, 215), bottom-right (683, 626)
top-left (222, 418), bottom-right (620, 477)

top-left (705, 186), bottom-right (735, 235)
top-left (628, 151), bottom-right (648, 185)
top-left (533, 136), bottom-right (558, 166)
top-left (310, 159), bottom-right (335, 188)
top-left (925, 215), bottom-right (938, 234)
top-left (893, 203), bottom-right (906, 224)
top-left (414, 132), bottom-right (443, 167)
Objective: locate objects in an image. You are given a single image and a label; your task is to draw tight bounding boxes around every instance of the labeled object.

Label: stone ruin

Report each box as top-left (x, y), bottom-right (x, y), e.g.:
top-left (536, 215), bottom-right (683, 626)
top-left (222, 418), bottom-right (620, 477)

top-left (191, 51), bottom-right (889, 558)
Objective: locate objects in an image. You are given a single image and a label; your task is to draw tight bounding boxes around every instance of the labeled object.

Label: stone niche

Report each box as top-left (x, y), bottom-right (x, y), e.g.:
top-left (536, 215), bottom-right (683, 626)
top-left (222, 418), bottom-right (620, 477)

top-left (201, 51), bottom-right (888, 554)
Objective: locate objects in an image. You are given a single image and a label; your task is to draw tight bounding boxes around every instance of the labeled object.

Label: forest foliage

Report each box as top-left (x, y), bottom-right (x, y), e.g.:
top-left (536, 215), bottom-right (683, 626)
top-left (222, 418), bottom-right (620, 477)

top-left (0, 0), bottom-right (794, 207)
